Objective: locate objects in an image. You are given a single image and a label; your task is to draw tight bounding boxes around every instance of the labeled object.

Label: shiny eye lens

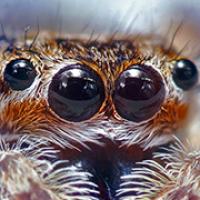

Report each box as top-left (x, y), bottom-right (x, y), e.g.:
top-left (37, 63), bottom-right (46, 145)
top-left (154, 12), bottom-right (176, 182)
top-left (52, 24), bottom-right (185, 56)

top-left (113, 65), bottom-right (166, 122)
top-left (48, 64), bottom-right (105, 122)
top-left (4, 59), bottom-right (37, 90)
top-left (172, 59), bottom-right (198, 90)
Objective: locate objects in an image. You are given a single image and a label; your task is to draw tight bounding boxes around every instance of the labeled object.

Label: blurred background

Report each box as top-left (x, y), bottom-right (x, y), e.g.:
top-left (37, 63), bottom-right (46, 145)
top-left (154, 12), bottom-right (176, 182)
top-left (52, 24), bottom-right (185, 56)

top-left (1, 0), bottom-right (200, 57)
top-left (0, 0), bottom-right (199, 33)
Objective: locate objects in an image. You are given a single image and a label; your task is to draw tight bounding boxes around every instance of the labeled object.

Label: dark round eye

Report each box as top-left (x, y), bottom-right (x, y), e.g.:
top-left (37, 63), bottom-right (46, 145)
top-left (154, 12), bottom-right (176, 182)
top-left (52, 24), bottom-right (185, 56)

top-left (4, 59), bottom-right (37, 91)
top-left (113, 65), bottom-right (166, 122)
top-left (172, 59), bottom-right (198, 90)
top-left (48, 64), bottom-right (105, 122)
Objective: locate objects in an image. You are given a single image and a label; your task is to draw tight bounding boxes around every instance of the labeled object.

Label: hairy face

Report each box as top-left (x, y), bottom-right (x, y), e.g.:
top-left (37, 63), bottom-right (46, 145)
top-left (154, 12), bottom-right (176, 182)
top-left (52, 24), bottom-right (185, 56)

top-left (0, 33), bottom-right (199, 200)
top-left (0, 34), bottom-right (194, 146)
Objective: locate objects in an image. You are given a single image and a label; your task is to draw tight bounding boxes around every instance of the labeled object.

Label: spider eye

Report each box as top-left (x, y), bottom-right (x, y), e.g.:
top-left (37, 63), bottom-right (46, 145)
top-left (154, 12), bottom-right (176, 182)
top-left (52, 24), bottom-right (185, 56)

top-left (48, 64), bottom-right (105, 122)
top-left (113, 65), bottom-right (166, 122)
top-left (4, 59), bottom-right (37, 90)
top-left (172, 59), bottom-right (198, 90)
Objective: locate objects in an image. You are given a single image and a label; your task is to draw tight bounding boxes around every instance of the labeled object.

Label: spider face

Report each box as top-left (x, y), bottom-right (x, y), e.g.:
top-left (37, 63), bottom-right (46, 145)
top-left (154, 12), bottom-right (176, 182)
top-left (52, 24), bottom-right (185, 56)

top-left (0, 34), bottom-right (198, 200)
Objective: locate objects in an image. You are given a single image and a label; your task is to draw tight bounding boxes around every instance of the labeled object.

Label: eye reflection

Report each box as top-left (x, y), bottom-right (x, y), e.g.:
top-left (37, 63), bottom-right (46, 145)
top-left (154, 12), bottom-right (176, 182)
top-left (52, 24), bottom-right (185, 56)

top-left (48, 64), bottom-right (105, 122)
top-left (172, 59), bottom-right (198, 90)
top-left (113, 65), bottom-right (166, 122)
top-left (4, 59), bottom-right (37, 91)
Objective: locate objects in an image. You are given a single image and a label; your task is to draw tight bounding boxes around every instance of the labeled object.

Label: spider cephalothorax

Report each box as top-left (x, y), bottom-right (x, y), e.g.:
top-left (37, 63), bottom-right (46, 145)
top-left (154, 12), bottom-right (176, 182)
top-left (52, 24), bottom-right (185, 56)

top-left (0, 33), bottom-right (199, 200)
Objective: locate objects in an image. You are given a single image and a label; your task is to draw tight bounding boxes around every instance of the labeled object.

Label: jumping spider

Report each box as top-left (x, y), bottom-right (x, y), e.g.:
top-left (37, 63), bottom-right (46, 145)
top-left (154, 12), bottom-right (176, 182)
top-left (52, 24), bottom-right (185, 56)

top-left (0, 32), bottom-right (199, 200)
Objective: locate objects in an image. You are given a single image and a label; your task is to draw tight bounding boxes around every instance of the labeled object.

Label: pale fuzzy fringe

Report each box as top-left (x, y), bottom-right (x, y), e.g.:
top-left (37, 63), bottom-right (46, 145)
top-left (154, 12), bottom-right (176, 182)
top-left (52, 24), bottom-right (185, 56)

top-left (116, 137), bottom-right (200, 200)
top-left (0, 136), bottom-right (99, 200)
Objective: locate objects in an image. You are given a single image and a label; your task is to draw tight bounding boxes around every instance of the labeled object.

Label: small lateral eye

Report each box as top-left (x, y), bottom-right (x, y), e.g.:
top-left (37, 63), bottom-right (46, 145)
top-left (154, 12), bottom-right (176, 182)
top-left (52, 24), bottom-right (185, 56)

top-left (4, 59), bottom-right (37, 91)
top-left (48, 64), bottom-right (105, 122)
top-left (113, 65), bottom-right (166, 122)
top-left (172, 59), bottom-right (198, 90)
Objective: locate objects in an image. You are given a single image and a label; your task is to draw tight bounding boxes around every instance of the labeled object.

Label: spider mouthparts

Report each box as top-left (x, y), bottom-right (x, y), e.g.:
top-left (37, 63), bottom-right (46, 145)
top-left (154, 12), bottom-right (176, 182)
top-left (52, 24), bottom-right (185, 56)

top-left (56, 138), bottom-right (164, 200)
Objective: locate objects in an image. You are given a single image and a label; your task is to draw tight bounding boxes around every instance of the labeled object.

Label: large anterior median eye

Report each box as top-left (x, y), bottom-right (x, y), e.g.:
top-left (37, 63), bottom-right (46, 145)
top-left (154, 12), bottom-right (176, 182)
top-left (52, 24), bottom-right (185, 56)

top-left (113, 65), bottom-right (166, 122)
top-left (4, 59), bottom-right (37, 91)
top-left (48, 64), bottom-right (105, 122)
top-left (172, 59), bottom-right (198, 90)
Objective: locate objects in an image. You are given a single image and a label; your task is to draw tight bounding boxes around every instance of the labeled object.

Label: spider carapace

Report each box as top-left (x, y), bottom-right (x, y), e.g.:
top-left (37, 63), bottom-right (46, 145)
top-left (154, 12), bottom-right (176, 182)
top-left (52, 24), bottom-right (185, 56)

top-left (0, 33), bottom-right (199, 200)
